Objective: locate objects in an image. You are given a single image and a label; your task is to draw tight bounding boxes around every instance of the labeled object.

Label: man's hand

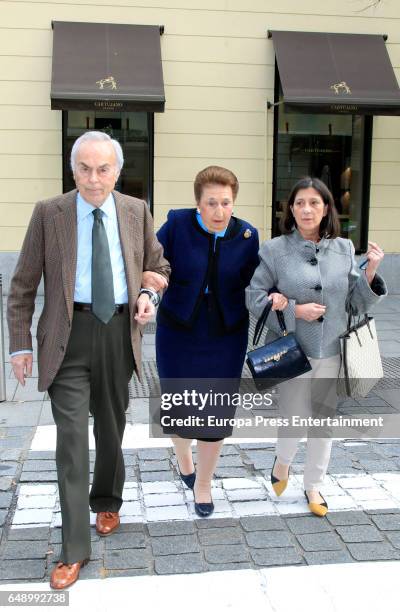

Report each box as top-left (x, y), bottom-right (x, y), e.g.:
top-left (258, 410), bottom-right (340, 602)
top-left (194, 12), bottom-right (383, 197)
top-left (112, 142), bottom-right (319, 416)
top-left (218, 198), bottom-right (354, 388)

top-left (141, 271), bottom-right (168, 292)
top-left (295, 303), bottom-right (326, 322)
top-left (11, 353), bottom-right (33, 386)
top-left (134, 293), bottom-right (155, 325)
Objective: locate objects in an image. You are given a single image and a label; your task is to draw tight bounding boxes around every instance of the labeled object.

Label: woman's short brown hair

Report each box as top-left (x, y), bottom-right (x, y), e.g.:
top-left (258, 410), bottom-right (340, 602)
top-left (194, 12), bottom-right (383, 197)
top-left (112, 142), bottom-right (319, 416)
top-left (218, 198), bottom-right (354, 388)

top-left (194, 166), bottom-right (239, 203)
top-left (280, 176), bottom-right (341, 239)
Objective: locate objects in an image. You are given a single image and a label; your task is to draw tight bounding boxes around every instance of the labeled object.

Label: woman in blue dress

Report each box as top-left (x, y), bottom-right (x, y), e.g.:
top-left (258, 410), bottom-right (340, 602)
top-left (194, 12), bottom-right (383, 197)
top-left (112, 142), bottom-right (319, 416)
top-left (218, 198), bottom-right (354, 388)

top-left (155, 166), bottom-right (259, 517)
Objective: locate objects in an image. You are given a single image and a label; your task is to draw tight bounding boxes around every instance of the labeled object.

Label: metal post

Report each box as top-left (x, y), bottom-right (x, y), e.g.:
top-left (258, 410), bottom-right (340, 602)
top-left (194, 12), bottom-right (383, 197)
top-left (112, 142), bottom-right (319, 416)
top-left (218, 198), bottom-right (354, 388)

top-left (0, 274), bottom-right (6, 402)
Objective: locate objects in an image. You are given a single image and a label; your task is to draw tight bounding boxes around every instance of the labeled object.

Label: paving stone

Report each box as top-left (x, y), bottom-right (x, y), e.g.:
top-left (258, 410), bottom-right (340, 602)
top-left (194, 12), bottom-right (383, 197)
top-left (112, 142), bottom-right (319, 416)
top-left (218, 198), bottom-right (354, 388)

top-left (205, 562), bottom-right (252, 571)
top-left (1, 540), bottom-right (50, 560)
top-left (238, 443), bottom-right (275, 450)
top-left (0, 449), bottom-right (23, 462)
top-left (220, 446), bottom-right (239, 456)
top-left (204, 544), bottom-right (249, 564)
top-left (226, 488), bottom-right (267, 502)
top-left (12, 508), bottom-right (53, 524)
top-left (119, 502), bottom-right (141, 516)
top-left (240, 516), bottom-right (286, 531)
top-left (19, 471), bottom-right (57, 482)
top-left (216, 455), bottom-right (244, 468)
top-left (0, 477), bottom-right (13, 490)
top-left (304, 550), bottom-right (354, 565)
top-left (143, 493), bottom-right (185, 507)
top-left (370, 513), bottom-right (400, 530)
top-left (232, 500), bottom-right (276, 516)
top-left (77, 560), bottom-right (105, 580)
top-left (19, 484), bottom-right (57, 495)
top-left (49, 529), bottom-right (63, 544)
top-left (222, 478), bottom-right (259, 490)
top-left (155, 553), bottom-right (205, 574)
top-left (385, 532), bottom-right (400, 548)
top-left (347, 542), bottom-right (400, 561)
top-left (138, 460), bottom-right (170, 472)
top-left (115, 523), bottom-right (145, 534)
top-left (22, 460), bottom-right (57, 472)
top-left (245, 530), bottom-right (293, 548)
top-left (286, 516), bottom-right (332, 535)
top-left (140, 471), bottom-right (174, 482)
top-left (147, 521), bottom-right (195, 536)
top-left (327, 511), bottom-right (373, 526)
top-left (0, 510), bottom-right (7, 526)
top-left (146, 506), bottom-right (190, 521)
top-left (296, 532), bottom-right (344, 552)
top-left (141, 481), bottom-right (178, 494)
top-left (122, 455), bottom-right (136, 467)
top-left (198, 527), bottom-right (243, 546)
top-left (244, 451), bottom-right (275, 469)
top-left (336, 525), bottom-right (384, 543)
top-left (215, 468), bottom-right (248, 478)
top-left (250, 547), bottom-right (303, 566)
top-left (27, 452), bottom-right (56, 460)
top-left (17, 495), bottom-right (56, 509)
top-left (105, 567), bottom-right (151, 578)
top-left (0, 462), bottom-right (18, 477)
top-left (7, 527), bottom-right (50, 541)
top-left (104, 548), bottom-right (150, 569)
top-left (151, 534), bottom-right (200, 556)
top-left (196, 517), bottom-right (237, 529)
top-left (104, 532), bottom-right (146, 549)
top-left (0, 492), bottom-right (12, 508)
top-left (0, 559), bottom-right (46, 580)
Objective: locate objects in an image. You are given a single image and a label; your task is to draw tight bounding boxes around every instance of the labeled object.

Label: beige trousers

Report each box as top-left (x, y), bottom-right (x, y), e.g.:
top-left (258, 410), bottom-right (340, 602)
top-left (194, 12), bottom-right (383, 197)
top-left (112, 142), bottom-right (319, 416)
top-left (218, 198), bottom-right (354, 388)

top-left (276, 354), bottom-right (341, 491)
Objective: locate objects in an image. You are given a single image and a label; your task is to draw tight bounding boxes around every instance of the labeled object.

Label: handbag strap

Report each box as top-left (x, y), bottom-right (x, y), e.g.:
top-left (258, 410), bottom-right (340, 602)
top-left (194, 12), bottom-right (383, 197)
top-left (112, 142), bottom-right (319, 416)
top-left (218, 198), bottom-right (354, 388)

top-left (252, 287), bottom-right (287, 346)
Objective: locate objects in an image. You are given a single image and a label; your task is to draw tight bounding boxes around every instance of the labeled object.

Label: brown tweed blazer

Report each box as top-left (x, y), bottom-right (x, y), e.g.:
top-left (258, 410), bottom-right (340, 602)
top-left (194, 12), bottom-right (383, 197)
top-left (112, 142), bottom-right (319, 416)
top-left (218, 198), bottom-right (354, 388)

top-left (7, 189), bottom-right (170, 391)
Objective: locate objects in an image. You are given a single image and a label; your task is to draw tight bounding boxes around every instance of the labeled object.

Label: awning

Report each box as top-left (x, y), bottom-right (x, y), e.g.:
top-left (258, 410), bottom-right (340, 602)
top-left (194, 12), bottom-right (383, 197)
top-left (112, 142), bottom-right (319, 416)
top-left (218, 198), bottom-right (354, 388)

top-left (51, 21), bottom-right (165, 112)
top-left (269, 31), bottom-right (400, 115)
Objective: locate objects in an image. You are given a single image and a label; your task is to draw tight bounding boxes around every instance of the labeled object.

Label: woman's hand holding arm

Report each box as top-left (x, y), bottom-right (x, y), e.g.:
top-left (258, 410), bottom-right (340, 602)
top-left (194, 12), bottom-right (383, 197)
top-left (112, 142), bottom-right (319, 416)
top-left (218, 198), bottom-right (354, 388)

top-left (268, 292), bottom-right (289, 311)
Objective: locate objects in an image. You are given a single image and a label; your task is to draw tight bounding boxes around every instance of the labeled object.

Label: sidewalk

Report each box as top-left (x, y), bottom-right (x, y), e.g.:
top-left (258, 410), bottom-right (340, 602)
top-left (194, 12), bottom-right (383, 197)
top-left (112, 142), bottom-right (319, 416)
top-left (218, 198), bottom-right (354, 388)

top-left (0, 295), bottom-right (400, 609)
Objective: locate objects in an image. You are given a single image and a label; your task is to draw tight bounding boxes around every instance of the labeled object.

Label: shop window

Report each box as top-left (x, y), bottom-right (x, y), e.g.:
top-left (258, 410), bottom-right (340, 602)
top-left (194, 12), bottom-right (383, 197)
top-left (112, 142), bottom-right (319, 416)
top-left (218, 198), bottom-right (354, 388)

top-left (272, 81), bottom-right (372, 253)
top-left (62, 111), bottom-right (154, 211)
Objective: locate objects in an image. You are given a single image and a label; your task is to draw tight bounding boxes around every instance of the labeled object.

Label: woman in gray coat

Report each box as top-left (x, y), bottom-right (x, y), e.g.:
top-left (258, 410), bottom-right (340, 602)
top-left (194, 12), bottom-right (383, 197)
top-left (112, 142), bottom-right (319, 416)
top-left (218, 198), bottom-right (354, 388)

top-left (246, 177), bottom-right (387, 516)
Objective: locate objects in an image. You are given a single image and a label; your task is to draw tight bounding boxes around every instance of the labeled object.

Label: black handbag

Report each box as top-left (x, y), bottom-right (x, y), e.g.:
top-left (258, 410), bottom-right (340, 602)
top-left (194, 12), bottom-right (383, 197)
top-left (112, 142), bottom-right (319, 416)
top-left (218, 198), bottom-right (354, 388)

top-left (246, 298), bottom-right (312, 391)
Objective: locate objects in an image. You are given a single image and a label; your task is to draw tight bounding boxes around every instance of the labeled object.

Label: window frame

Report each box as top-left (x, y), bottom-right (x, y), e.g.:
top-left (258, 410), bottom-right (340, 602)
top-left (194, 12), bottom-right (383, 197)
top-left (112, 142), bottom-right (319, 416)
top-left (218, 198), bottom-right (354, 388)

top-left (271, 65), bottom-right (373, 254)
top-left (62, 110), bottom-right (155, 214)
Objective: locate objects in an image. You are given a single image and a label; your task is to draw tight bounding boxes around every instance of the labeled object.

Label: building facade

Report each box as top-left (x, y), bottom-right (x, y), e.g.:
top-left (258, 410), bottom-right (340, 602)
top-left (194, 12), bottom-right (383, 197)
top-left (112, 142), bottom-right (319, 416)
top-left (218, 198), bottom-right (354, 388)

top-left (1, 0), bottom-right (399, 292)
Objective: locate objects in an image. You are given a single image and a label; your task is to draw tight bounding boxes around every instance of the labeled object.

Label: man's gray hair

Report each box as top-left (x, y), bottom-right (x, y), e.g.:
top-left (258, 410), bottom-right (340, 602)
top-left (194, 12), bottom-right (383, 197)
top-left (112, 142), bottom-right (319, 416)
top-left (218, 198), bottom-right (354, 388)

top-left (70, 131), bottom-right (124, 173)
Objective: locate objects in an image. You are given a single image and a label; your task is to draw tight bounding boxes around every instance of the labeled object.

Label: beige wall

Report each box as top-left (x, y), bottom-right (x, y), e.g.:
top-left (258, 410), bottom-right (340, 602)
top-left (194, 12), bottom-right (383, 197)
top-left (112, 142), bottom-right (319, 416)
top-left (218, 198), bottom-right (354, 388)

top-left (0, 0), bottom-right (400, 251)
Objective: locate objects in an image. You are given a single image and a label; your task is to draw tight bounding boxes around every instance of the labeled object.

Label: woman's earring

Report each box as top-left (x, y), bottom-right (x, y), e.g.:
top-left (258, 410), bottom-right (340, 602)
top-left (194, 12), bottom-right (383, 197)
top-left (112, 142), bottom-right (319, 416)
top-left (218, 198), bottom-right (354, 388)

top-left (197, 208), bottom-right (201, 213)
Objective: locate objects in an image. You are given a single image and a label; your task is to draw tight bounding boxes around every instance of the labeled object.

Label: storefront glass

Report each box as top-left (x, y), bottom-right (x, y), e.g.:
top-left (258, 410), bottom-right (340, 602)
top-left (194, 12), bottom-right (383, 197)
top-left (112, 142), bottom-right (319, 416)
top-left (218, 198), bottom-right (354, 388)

top-left (273, 89), bottom-right (372, 253)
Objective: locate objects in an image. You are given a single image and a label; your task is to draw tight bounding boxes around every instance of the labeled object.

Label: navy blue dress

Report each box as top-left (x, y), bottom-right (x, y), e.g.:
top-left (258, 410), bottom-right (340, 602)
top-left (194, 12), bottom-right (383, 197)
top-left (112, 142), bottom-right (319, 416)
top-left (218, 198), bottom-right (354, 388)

top-left (156, 209), bottom-right (259, 440)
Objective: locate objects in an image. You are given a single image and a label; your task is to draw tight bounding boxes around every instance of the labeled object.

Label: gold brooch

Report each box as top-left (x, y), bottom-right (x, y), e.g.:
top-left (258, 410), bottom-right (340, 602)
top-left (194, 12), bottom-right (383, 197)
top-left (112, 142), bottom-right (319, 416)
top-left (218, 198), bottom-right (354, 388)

top-left (243, 229), bottom-right (252, 239)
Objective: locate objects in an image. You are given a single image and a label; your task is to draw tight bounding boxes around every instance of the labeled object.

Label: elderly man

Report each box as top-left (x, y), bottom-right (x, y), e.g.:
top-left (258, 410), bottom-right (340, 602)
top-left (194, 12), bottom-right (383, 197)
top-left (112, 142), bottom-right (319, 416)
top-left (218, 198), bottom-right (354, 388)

top-left (7, 131), bottom-right (170, 589)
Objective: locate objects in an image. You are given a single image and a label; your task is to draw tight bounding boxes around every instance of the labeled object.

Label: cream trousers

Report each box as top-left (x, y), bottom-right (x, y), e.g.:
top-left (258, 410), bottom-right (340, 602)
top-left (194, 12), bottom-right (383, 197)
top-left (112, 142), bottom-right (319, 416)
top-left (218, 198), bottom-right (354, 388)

top-left (276, 353), bottom-right (341, 491)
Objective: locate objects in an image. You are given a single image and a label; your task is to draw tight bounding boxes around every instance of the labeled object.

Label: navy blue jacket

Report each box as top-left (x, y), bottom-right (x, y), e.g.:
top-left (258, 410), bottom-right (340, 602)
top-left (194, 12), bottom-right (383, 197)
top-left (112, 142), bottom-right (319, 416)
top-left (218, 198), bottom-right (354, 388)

top-left (156, 208), bottom-right (259, 331)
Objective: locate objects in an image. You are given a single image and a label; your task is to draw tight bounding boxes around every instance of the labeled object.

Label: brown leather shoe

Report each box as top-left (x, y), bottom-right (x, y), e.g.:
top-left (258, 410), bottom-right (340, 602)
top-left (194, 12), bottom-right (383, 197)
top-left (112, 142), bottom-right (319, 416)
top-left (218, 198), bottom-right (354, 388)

top-left (50, 559), bottom-right (89, 590)
top-left (96, 511), bottom-right (120, 536)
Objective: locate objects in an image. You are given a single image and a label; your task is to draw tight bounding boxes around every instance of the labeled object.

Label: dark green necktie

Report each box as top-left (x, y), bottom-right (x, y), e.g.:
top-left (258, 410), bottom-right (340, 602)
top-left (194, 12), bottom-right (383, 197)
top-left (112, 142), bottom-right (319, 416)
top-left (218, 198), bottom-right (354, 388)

top-left (92, 208), bottom-right (115, 324)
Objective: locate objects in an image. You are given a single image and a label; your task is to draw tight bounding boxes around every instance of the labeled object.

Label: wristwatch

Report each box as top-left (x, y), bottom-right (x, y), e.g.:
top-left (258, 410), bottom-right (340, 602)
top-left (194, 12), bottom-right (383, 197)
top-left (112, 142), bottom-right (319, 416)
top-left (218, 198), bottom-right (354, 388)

top-left (139, 288), bottom-right (160, 306)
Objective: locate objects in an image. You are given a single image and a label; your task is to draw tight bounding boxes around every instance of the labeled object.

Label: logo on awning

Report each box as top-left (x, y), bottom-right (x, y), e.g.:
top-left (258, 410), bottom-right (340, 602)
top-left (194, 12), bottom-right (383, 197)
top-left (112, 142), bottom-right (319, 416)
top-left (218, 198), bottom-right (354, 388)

top-left (96, 76), bottom-right (118, 90)
top-left (330, 81), bottom-right (351, 95)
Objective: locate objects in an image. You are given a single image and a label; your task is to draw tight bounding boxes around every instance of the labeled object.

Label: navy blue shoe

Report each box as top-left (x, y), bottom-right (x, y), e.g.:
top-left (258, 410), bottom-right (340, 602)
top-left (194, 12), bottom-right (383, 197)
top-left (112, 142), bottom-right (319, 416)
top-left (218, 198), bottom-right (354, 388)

top-left (179, 469), bottom-right (196, 489)
top-left (193, 490), bottom-right (214, 517)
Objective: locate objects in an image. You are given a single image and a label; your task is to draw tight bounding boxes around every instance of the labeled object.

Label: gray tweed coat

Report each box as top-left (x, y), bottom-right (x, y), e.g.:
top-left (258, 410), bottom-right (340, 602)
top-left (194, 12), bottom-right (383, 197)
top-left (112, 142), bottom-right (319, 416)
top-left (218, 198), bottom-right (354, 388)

top-left (245, 228), bottom-right (388, 358)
